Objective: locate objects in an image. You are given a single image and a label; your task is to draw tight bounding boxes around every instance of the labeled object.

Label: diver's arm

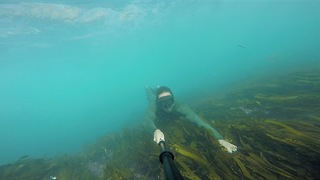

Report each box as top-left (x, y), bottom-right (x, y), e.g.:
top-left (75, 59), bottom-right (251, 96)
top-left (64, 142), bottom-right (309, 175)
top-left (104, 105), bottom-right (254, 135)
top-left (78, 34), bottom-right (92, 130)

top-left (144, 86), bottom-right (159, 132)
top-left (144, 86), bottom-right (166, 144)
top-left (144, 103), bottom-right (158, 133)
top-left (176, 103), bottom-right (223, 140)
top-left (145, 104), bottom-right (166, 144)
top-left (176, 102), bottom-right (237, 153)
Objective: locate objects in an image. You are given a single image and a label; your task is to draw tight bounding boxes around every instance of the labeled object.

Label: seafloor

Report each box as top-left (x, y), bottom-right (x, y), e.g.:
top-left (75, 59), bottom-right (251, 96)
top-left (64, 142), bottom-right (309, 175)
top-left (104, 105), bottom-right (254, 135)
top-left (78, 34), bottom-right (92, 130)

top-left (1, 65), bottom-right (319, 179)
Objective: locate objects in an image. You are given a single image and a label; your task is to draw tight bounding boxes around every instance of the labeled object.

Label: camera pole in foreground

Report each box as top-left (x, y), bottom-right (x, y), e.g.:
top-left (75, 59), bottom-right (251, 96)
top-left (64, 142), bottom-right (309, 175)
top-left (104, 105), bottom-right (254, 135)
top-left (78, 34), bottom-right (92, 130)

top-left (158, 140), bottom-right (184, 180)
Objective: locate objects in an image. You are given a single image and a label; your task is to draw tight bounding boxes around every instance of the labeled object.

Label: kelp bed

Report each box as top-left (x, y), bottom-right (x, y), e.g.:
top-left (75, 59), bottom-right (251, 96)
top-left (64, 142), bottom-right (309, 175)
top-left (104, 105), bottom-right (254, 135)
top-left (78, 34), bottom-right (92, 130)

top-left (1, 66), bottom-right (320, 179)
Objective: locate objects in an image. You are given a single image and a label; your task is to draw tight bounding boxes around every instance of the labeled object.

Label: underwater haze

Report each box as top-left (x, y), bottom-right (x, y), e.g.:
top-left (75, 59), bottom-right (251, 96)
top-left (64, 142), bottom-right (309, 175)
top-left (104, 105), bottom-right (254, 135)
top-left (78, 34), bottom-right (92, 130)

top-left (0, 0), bottom-right (319, 165)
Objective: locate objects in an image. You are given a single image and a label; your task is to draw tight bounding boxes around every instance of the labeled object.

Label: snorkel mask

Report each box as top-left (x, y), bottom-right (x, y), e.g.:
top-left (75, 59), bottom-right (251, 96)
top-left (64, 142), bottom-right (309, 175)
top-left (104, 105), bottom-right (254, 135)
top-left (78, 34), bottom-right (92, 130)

top-left (156, 86), bottom-right (174, 112)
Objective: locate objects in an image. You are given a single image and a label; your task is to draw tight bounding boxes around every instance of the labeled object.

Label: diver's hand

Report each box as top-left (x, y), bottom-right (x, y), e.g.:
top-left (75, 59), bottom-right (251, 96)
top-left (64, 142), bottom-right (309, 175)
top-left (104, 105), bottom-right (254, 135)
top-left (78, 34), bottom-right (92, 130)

top-left (153, 129), bottom-right (165, 144)
top-left (218, 139), bottom-right (237, 153)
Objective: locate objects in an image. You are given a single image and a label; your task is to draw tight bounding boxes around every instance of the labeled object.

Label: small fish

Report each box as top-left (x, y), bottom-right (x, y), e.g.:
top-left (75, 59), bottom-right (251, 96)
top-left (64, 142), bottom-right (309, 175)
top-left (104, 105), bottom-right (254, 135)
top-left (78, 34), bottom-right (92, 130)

top-left (238, 44), bottom-right (246, 49)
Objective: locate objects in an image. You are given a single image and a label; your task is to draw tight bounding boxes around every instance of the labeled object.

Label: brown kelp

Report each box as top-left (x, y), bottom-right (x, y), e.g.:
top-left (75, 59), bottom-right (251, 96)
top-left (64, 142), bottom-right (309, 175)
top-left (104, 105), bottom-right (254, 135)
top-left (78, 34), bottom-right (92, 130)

top-left (1, 65), bottom-right (319, 179)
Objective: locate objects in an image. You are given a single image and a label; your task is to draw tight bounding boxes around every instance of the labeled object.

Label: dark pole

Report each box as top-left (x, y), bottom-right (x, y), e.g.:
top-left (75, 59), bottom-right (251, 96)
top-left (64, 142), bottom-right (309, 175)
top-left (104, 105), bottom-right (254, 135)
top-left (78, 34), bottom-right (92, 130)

top-left (158, 141), bottom-right (184, 180)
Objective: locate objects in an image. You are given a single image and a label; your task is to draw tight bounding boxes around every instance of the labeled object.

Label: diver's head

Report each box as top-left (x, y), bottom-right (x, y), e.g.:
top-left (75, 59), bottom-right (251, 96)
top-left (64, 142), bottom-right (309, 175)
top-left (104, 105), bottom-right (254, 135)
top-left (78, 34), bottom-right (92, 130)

top-left (156, 86), bottom-right (174, 112)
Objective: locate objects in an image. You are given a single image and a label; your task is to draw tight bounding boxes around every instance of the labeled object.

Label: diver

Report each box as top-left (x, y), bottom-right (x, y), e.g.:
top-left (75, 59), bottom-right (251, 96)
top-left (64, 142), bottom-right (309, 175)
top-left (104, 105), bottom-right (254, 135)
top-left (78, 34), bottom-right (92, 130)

top-left (145, 86), bottom-right (237, 153)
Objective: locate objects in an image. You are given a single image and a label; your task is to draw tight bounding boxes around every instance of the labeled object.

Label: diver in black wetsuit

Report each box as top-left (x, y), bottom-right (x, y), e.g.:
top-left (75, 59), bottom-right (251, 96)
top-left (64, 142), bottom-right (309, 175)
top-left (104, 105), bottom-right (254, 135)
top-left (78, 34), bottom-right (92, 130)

top-left (145, 86), bottom-right (237, 153)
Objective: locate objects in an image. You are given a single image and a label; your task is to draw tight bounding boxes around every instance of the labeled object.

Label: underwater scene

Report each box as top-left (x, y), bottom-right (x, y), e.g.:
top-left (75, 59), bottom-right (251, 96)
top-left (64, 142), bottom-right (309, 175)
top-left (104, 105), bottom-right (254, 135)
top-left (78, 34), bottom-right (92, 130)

top-left (0, 65), bottom-right (319, 179)
top-left (1, 0), bottom-right (320, 179)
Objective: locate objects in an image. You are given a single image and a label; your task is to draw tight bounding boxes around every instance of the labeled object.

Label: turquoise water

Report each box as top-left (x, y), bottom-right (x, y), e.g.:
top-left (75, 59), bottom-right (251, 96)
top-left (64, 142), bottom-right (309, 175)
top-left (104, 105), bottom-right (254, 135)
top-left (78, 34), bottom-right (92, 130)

top-left (0, 0), bottom-right (319, 165)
